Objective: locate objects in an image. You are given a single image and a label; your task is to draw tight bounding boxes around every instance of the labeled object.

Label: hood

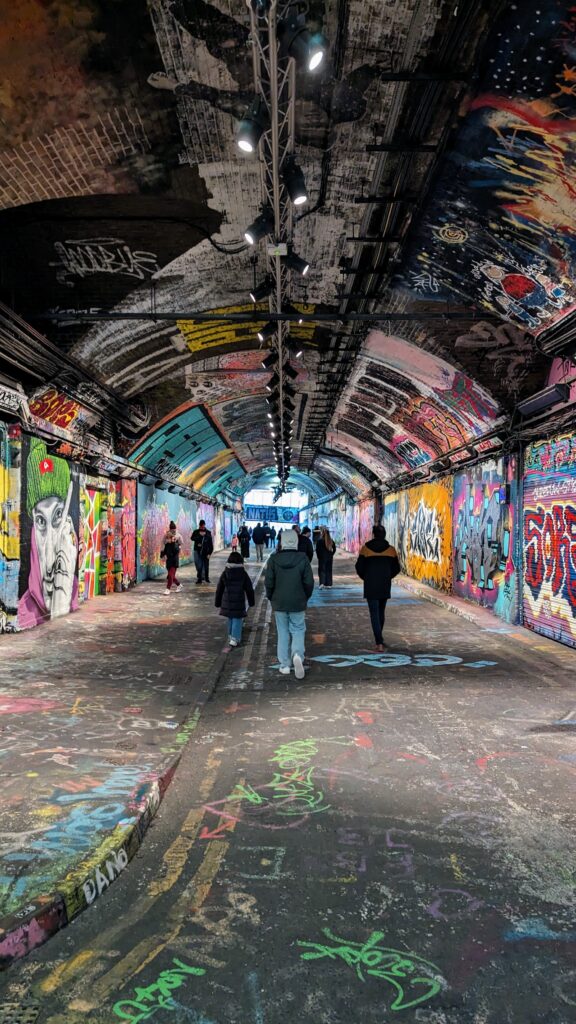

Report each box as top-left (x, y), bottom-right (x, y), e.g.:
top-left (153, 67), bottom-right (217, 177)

top-left (225, 563), bottom-right (245, 572)
top-left (279, 531), bottom-right (298, 551)
top-left (274, 550), bottom-right (306, 569)
top-left (365, 538), bottom-right (390, 553)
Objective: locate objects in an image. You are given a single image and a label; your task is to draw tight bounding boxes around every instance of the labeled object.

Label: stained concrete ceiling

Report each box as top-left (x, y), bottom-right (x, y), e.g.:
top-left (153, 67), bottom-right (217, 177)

top-left (0, 0), bottom-right (574, 499)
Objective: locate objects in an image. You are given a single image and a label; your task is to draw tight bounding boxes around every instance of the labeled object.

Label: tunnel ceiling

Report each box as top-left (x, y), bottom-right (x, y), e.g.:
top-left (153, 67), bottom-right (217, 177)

top-left (0, 0), bottom-right (574, 500)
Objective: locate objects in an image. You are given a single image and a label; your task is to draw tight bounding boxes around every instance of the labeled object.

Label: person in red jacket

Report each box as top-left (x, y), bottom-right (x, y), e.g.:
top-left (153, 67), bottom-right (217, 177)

top-left (355, 525), bottom-right (400, 652)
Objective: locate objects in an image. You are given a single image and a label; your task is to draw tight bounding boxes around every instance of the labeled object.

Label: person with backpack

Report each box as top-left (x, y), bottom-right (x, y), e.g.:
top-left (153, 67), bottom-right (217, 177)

top-left (265, 529), bottom-right (314, 678)
top-left (160, 521), bottom-right (184, 596)
top-left (215, 552), bottom-right (255, 647)
top-left (355, 524), bottom-right (400, 651)
top-left (316, 526), bottom-right (336, 589)
top-left (191, 519), bottom-right (214, 584)
top-left (252, 522), bottom-right (266, 561)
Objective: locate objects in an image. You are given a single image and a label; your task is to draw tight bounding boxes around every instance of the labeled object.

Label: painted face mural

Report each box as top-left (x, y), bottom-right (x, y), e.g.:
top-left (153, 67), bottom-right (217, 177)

top-left (19, 439), bottom-right (79, 628)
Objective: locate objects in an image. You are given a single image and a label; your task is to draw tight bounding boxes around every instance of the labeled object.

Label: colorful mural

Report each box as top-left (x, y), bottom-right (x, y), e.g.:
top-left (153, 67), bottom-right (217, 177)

top-left (118, 480), bottom-right (137, 591)
top-left (523, 431), bottom-right (576, 648)
top-left (358, 496), bottom-right (376, 549)
top-left (0, 424), bottom-right (21, 632)
top-left (387, 481), bottom-right (453, 591)
top-left (333, 332), bottom-right (503, 482)
top-left (78, 481), bottom-right (101, 602)
top-left (137, 485), bottom-right (196, 582)
top-left (453, 458), bottom-right (518, 622)
top-left (399, 0), bottom-right (576, 337)
top-left (18, 437), bottom-right (80, 629)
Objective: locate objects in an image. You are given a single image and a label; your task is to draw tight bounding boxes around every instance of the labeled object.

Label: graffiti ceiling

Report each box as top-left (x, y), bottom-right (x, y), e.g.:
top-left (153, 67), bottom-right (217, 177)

top-left (0, 0), bottom-right (574, 499)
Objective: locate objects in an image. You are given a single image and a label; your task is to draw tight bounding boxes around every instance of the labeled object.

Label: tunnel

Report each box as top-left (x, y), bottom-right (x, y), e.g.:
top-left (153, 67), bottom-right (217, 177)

top-left (0, 1), bottom-right (575, 1019)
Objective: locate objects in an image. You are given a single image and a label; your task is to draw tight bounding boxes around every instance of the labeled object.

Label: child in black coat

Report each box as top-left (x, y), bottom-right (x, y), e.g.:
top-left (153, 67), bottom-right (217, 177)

top-left (215, 552), bottom-right (255, 647)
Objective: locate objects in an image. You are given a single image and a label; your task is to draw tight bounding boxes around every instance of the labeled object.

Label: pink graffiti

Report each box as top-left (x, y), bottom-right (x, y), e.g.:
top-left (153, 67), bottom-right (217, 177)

top-left (0, 696), bottom-right (61, 714)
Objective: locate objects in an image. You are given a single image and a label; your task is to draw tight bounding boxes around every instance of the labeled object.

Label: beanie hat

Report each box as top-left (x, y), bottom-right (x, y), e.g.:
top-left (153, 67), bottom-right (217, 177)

top-left (281, 530), bottom-right (298, 550)
top-left (26, 438), bottom-right (71, 516)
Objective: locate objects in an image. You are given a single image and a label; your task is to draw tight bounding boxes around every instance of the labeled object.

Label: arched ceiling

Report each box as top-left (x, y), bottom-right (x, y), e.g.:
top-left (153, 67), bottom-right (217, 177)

top-left (0, 0), bottom-right (574, 501)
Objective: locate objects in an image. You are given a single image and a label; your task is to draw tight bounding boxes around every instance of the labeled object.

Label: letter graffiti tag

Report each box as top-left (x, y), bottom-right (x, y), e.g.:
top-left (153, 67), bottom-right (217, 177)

top-left (113, 958), bottom-right (205, 1022)
top-left (298, 928), bottom-right (443, 1011)
top-left (409, 498), bottom-right (442, 563)
top-left (524, 502), bottom-right (576, 614)
top-left (52, 238), bottom-right (159, 285)
top-left (268, 739), bottom-right (330, 816)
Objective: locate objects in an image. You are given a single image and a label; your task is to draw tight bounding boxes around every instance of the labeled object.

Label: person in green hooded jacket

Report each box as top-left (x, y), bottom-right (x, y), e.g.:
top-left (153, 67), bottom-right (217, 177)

top-left (265, 529), bottom-right (314, 679)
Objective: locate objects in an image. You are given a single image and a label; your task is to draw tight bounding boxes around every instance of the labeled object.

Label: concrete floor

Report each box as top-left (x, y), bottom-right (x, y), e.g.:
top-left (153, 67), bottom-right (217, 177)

top-left (1, 554), bottom-right (575, 1023)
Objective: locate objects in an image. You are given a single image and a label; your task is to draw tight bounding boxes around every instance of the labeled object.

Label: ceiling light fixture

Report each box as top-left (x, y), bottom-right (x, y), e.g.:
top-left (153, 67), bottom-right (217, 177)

top-left (258, 321), bottom-right (276, 343)
top-left (282, 252), bottom-right (310, 276)
top-left (283, 361), bottom-right (298, 380)
top-left (266, 373), bottom-right (279, 392)
top-left (237, 96), bottom-right (269, 154)
top-left (244, 208), bottom-right (274, 245)
top-left (261, 351), bottom-right (278, 369)
top-left (278, 15), bottom-right (326, 72)
top-left (282, 156), bottom-right (308, 206)
top-left (250, 277), bottom-right (273, 302)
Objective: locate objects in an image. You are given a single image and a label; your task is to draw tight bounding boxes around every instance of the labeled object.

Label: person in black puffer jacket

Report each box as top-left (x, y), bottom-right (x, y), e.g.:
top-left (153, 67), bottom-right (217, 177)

top-left (215, 552), bottom-right (255, 647)
top-left (355, 524), bottom-right (400, 651)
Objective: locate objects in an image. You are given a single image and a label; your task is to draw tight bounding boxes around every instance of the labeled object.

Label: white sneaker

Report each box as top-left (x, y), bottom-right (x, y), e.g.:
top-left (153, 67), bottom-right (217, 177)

top-left (319, 584), bottom-right (325, 589)
top-left (175, 584), bottom-right (183, 592)
top-left (279, 666), bottom-right (290, 675)
top-left (162, 589), bottom-right (171, 596)
top-left (293, 654), bottom-right (305, 679)
top-left (229, 637), bottom-right (239, 647)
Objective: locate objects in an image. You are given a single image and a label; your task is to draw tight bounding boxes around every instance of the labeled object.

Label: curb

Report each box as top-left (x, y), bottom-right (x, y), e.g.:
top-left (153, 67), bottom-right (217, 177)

top-left (0, 566), bottom-right (267, 971)
top-left (395, 575), bottom-right (484, 627)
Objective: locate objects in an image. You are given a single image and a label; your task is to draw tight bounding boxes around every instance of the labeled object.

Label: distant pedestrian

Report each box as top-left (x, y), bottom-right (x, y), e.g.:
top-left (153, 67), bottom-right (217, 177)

top-left (296, 525), bottom-right (314, 562)
top-left (264, 522), bottom-right (272, 548)
top-left (265, 529), bottom-right (314, 678)
top-left (277, 528), bottom-right (283, 549)
top-left (252, 522), bottom-right (266, 561)
top-left (231, 532), bottom-right (239, 551)
top-left (312, 524), bottom-right (322, 548)
top-left (316, 527), bottom-right (336, 589)
top-left (238, 524), bottom-right (251, 559)
top-left (215, 552), bottom-right (255, 647)
top-left (355, 525), bottom-right (400, 652)
top-left (160, 521), bottom-right (183, 596)
top-left (191, 519), bottom-right (214, 584)
top-left (270, 526), bottom-right (277, 547)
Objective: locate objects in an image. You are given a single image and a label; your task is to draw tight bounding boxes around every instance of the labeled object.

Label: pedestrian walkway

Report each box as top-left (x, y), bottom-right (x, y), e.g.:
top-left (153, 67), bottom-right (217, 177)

top-left (1, 554), bottom-right (575, 1023)
top-left (0, 551), bottom-right (266, 966)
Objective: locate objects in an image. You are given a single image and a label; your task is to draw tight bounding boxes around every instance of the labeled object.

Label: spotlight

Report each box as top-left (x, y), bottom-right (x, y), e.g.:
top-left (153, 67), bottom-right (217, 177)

top-left (283, 361), bottom-right (298, 380)
top-left (282, 252), bottom-right (310, 276)
top-left (287, 339), bottom-right (304, 358)
top-left (266, 373), bottom-right (279, 392)
top-left (261, 351), bottom-right (278, 369)
top-left (258, 321), bottom-right (276, 343)
top-left (244, 208), bottom-right (274, 245)
top-left (237, 96), bottom-right (269, 154)
top-left (267, 411), bottom-right (273, 419)
top-left (282, 156), bottom-right (308, 206)
top-left (250, 277), bottom-right (273, 303)
top-left (278, 15), bottom-right (326, 71)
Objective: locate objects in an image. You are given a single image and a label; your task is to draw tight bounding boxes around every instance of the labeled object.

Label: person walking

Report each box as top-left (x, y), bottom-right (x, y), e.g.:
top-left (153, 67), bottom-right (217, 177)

top-left (191, 519), bottom-right (214, 584)
top-left (355, 525), bottom-right (400, 652)
top-left (160, 521), bottom-right (184, 596)
top-left (264, 522), bottom-right (271, 548)
top-left (238, 524), bottom-right (251, 559)
top-left (252, 522), bottom-right (266, 561)
top-left (270, 525), bottom-right (277, 548)
top-left (231, 532), bottom-right (239, 552)
top-left (265, 529), bottom-right (314, 678)
top-left (316, 526), bottom-right (336, 589)
top-left (277, 528), bottom-right (283, 549)
top-left (215, 552), bottom-right (255, 647)
top-left (295, 524), bottom-right (314, 562)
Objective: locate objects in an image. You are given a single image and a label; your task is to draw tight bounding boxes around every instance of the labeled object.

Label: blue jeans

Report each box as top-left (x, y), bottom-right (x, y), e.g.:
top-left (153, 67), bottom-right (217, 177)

top-left (229, 617), bottom-right (243, 642)
top-left (194, 551), bottom-right (210, 581)
top-left (367, 598), bottom-right (387, 645)
top-left (274, 611), bottom-right (306, 669)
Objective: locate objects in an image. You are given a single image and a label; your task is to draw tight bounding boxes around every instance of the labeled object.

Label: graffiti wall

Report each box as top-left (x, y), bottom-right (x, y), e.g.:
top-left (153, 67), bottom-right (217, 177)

top-left (523, 431), bottom-right (576, 648)
top-left (0, 424), bottom-right (21, 632)
top-left (308, 496), bottom-right (345, 547)
top-left (453, 458), bottom-right (518, 622)
top-left (18, 436), bottom-right (81, 630)
top-left (137, 485), bottom-right (196, 582)
top-left (386, 481), bottom-right (453, 591)
top-left (78, 480), bottom-right (101, 601)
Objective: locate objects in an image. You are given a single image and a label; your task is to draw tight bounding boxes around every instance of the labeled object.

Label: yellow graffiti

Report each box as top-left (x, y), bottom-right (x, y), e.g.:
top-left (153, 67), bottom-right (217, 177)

top-left (405, 480), bottom-right (453, 592)
top-left (0, 463), bottom-right (19, 560)
top-left (183, 448), bottom-right (235, 489)
top-left (177, 302), bottom-right (317, 354)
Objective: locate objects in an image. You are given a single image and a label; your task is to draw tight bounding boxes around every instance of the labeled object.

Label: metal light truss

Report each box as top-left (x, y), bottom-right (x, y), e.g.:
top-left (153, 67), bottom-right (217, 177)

top-left (247, 1), bottom-right (298, 489)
